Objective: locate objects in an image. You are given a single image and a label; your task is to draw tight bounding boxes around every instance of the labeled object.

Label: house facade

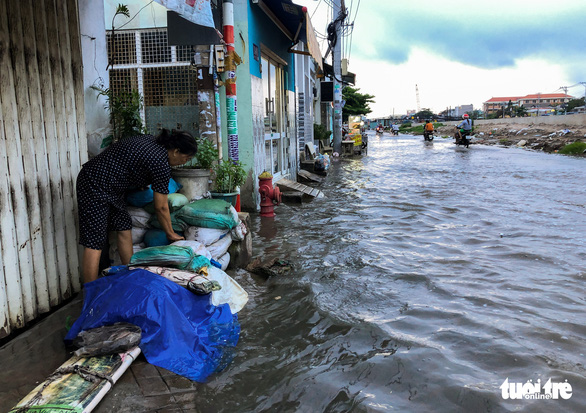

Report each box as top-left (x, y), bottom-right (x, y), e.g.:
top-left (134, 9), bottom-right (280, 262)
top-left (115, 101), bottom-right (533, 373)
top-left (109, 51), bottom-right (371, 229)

top-left (483, 93), bottom-right (573, 115)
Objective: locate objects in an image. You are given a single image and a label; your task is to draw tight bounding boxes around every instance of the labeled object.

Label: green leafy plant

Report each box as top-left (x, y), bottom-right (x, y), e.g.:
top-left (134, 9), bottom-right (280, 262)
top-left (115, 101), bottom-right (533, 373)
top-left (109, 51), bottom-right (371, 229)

top-left (180, 137), bottom-right (218, 169)
top-left (313, 123), bottom-right (332, 141)
top-left (212, 159), bottom-right (247, 193)
top-left (558, 141), bottom-right (586, 155)
top-left (91, 84), bottom-right (145, 145)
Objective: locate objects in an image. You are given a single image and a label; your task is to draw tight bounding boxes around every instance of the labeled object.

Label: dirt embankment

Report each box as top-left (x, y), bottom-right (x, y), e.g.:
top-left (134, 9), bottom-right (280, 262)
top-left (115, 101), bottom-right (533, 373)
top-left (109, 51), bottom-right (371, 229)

top-left (435, 121), bottom-right (586, 153)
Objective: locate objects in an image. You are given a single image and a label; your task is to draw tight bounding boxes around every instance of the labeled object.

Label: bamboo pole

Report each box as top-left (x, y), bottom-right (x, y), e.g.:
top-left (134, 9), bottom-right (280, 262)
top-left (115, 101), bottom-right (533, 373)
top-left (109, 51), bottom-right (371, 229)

top-left (0, 0), bottom-right (35, 325)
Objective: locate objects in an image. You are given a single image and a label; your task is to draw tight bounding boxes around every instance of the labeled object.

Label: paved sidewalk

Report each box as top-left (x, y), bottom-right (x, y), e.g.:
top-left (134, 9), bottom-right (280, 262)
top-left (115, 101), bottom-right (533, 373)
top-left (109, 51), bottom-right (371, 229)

top-left (0, 296), bottom-right (204, 413)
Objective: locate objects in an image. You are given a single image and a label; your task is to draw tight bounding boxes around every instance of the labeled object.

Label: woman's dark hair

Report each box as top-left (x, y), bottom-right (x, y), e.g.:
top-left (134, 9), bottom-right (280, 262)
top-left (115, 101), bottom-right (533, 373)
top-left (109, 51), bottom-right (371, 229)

top-left (156, 128), bottom-right (198, 156)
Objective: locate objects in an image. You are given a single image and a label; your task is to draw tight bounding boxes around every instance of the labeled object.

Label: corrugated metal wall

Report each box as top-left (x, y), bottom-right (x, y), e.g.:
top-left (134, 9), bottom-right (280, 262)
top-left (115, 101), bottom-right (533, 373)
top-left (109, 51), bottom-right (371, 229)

top-left (0, 0), bottom-right (87, 338)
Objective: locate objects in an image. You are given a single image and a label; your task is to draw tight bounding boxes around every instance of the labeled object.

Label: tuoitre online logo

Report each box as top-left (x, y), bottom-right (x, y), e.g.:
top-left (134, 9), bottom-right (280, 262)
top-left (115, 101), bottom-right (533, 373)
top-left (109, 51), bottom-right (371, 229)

top-left (500, 378), bottom-right (573, 400)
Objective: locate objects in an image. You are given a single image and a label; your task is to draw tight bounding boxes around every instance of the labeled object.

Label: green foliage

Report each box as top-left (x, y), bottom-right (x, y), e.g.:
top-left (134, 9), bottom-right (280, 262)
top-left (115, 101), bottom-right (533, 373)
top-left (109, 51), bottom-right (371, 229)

top-left (342, 87), bottom-right (374, 121)
top-left (92, 84), bottom-right (145, 143)
top-left (414, 109), bottom-right (435, 119)
top-left (313, 123), bottom-right (332, 141)
top-left (212, 159), bottom-right (247, 193)
top-left (558, 141), bottom-right (586, 155)
top-left (400, 122), bottom-right (443, 134)
top-left (515, 105), bottom-right (528, 117)
top-left (400, 122), bottom-right (412, 129)
top-left (566, 97), bottom-right (585, 112)
top-left (180, 137), bottom-right (218, 169)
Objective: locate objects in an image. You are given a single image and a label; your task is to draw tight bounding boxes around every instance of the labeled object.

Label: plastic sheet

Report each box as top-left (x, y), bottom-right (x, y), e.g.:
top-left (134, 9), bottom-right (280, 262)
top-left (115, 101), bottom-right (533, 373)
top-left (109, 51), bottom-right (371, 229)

top-left (65, 268), bottom-right (240, 382)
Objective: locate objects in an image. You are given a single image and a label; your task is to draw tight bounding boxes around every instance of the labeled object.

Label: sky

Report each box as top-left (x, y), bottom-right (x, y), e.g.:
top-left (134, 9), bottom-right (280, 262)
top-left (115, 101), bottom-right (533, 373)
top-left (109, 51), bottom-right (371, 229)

top-left (294, 0), bottom-right (586, 118)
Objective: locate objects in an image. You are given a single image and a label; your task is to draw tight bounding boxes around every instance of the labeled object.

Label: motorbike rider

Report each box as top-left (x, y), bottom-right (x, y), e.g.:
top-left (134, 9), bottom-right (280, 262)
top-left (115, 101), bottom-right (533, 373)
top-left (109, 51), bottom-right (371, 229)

top-left (424, 119), bottom-right (434, 139)
top-left (455, 114), bottom-right (473, 145)
top-left (391, 123), bottom-right (400, 135)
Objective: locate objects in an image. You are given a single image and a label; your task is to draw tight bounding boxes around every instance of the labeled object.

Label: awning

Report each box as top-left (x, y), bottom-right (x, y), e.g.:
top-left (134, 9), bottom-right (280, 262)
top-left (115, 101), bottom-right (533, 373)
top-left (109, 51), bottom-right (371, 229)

top-left (254, 0), bottom-right (323, 70)
top-left (152, 0), bottom-right (215, 28)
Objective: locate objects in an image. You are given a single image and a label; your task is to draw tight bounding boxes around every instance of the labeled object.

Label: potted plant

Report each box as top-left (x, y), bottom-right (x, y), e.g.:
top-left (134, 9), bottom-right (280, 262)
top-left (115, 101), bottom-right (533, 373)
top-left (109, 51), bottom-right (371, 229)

top-left (210, 159), bottom-right (247, 207)
top-left (171, 137), bottom-right (219, 201)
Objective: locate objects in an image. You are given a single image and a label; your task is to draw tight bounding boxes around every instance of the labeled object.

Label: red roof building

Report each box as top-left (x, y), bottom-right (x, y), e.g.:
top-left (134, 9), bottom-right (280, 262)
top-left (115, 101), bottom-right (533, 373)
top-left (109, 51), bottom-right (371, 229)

top-left (483, 93), bottom-right (573, 115)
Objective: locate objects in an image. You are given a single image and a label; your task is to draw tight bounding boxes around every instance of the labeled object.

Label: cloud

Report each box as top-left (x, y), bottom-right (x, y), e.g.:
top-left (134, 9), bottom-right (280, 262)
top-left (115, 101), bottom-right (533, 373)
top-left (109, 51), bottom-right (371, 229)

top-left (351, 2), bottom-right (586, 73)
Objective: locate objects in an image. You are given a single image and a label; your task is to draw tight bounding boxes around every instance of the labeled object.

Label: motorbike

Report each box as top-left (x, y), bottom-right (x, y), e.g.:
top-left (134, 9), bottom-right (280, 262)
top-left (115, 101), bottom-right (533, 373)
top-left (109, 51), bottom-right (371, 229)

top-left (423, 130), bottom-right (434, 141)
top-left (391, 128), bottom-right (399, 136)
top-left (376, 126), bottom-right (383, 135)
top-left (454, 129), bottom-right (471, 148)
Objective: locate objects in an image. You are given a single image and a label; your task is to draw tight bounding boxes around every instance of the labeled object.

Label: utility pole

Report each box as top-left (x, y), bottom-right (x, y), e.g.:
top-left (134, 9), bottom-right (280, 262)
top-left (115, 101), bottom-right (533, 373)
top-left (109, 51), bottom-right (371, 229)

top-left (332, 0), bottom-right (346, 155)
top-left (415, 84), bottom-right (420, 113)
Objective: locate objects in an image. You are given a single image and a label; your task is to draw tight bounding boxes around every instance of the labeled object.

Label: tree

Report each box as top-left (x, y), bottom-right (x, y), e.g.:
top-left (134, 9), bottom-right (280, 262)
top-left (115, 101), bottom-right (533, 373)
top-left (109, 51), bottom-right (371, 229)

top-left (415, 108), bottom-right (435, 119)
top-left (566, 97), bottom-right (585, 112)
top-left (342, 87), bottom-right (375, 121)
top-left (515, 105), bottom-right (528, 117)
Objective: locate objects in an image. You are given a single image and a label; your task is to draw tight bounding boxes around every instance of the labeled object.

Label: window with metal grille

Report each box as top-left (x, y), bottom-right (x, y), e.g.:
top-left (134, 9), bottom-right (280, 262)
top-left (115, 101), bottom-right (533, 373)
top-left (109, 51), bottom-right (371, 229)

top-left (106, 28), bottom-right (199, 137)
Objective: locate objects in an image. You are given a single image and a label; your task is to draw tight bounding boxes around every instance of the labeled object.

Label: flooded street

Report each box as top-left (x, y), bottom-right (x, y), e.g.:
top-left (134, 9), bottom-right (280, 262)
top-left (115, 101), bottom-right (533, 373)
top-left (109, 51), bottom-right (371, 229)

top-left (204, 132), bottom-right (586, 412)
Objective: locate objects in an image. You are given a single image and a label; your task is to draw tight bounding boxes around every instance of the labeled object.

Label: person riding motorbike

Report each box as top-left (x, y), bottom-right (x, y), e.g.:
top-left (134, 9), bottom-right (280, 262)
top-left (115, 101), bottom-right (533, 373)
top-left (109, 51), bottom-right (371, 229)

top-left (423, 120), bottom-right (434, 141)
top-left (391, 123), bottom-right (400, 135)
top-left (455, 114), bottom-right (473, 147)
top-left (376, 123), bottom-right (383, 134)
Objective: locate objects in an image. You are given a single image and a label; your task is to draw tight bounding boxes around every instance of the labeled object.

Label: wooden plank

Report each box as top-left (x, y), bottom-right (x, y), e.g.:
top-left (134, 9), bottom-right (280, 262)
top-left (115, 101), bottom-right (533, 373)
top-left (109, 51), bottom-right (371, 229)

top-left (40, 0), bottom-right (73, 299)
top-left (56, 0), bottom-right (82, 292)
top-left (0, 0), bottom-right (34, 326)
top-left (7, 0), bottom-right (47, 318)
top-left (21, 0), bottom-right (59, 312)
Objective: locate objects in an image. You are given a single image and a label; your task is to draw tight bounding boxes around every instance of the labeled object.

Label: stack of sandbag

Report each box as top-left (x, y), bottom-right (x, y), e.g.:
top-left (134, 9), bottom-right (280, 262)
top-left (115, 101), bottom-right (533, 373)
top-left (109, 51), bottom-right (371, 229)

top-left (112, 187), bottom-right (247, 271)
top-left (109, 178), bottom-right (187, 265)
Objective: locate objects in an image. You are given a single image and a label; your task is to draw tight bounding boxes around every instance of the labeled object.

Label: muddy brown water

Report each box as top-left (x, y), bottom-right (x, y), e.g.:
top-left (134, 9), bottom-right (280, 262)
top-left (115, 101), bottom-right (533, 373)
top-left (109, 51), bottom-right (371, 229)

top-left (219, 132), bottom-right (585, 412)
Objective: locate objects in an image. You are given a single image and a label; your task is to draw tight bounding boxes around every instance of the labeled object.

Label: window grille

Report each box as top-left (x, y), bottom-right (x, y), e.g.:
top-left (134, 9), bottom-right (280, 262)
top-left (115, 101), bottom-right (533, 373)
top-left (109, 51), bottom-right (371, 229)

top-left (106, 28), bottom-right (199, 137)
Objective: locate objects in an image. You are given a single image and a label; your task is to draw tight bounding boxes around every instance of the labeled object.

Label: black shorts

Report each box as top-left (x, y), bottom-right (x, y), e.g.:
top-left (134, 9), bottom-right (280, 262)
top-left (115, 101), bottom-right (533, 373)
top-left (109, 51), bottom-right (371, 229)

top-left (77, 169), bottom-right (132, 250)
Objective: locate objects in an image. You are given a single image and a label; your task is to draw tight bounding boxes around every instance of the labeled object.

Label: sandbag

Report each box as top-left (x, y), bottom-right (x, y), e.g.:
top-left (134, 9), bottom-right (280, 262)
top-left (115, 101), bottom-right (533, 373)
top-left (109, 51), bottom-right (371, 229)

top-left (216, 252), bottom-right (230, 271)
top-left (172, 240), bottom-right (212, 261)
top-left (73, 323), bottom-right (141, 357)
top-left (109, 243), bottom-right (146, 266)
top-left (127, 206), bottom-right (152, 229)
top-left (132, 227), bottom-right (148, 244)
top-left (126, 178), bottom-right (182, 207)
top-left (134, 266), bottom-right (221, 296)
top-left (143, 229), bottom-right (174, 248)
top-left (230, 220), bottom-right (247, 241)
top-left (184, 226), bottom-right (230, 246)
top-left (148, 211), bottom-right (188, 232)
top-left (130, 245), bottom-right (210, 273)
top-left (143, 192), bottom-right (189, 214)
top-left (177, 199), bottom-right (239, 229)
top-left (207, 233), bottom-right (232, 260)
top-left (65, 268), bottom-right (240, 382)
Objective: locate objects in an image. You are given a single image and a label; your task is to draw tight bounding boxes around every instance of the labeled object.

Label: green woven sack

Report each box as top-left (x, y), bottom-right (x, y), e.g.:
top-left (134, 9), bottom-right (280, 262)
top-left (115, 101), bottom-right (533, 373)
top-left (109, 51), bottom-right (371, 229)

top-left (130, 245), bottom-right (211, 272)
top-left (177, 199), bottom-right (238, 229)
top-left (148, 211), bottom-right (188, 232)
top-left (143, 193), bottom-right (189, 214)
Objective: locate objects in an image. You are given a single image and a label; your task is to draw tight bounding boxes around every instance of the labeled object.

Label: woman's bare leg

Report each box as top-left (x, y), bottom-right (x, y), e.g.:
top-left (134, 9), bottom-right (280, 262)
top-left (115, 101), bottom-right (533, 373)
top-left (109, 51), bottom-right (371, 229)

top-left (117, 230), bottom-right (133, 265)
top-left (82, 247), bottom-right (102, 283)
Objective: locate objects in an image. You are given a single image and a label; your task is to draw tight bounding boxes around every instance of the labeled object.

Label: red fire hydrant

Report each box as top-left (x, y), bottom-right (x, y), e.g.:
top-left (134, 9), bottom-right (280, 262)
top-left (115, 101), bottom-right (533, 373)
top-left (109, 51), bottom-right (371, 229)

top-left (259, 176), bottom-right (281, 217)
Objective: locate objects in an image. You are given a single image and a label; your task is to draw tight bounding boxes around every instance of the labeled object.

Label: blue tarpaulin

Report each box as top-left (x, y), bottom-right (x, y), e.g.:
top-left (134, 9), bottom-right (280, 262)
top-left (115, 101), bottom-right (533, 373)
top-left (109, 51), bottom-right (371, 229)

top-left (65, 268), bottom-right (240, 382)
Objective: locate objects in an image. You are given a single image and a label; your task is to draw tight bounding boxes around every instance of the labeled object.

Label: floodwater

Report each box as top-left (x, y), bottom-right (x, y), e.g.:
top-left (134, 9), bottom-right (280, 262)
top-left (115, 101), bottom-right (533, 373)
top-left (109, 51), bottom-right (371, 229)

top-left (210, 132), bottom-right (586, 412)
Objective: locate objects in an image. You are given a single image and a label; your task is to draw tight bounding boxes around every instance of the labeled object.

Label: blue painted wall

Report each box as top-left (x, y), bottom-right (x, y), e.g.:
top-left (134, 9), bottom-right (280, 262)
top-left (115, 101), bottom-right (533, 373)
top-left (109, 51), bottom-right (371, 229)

top-left (247, 1), bottom-right (295, 91)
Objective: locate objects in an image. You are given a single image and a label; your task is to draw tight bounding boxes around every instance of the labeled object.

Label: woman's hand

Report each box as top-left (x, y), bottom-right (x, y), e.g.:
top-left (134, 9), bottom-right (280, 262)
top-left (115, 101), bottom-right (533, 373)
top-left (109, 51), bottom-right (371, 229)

top-left (167, 232), bottom-right (185, 242)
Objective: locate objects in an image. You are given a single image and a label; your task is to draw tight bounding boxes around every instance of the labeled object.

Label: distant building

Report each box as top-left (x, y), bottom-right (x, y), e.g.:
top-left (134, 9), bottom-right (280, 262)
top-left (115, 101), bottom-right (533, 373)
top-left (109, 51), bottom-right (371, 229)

top-left (483, 93), bottom-right (573, 115)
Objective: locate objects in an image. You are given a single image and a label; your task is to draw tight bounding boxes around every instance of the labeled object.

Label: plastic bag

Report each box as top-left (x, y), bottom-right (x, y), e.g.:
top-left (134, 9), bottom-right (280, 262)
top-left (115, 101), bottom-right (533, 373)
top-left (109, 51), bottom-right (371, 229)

top-left (216, 252), bottom-right (230, 270)
top-left (185, 226), bottom-right (230, 246)
top-left (177, 199), bottom-right (239, 229)
top-left (230, 221), bottom-right (247, 241)
top-left (130, 245), bottom-right (210, 273)
top-left (143, 229), bottom-right (176, 248)
top-left (65, 268), bottom-right (240, 382)
top-left (72, 323), bottom-right (141, 357)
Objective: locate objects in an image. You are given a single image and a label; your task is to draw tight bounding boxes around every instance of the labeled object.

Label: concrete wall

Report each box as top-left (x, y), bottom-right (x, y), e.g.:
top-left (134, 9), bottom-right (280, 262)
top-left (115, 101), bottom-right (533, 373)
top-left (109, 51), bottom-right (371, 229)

top-left (473, 114), bottom-right (586, 128)
top-left (79, 0), bottom-right (110, 157)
